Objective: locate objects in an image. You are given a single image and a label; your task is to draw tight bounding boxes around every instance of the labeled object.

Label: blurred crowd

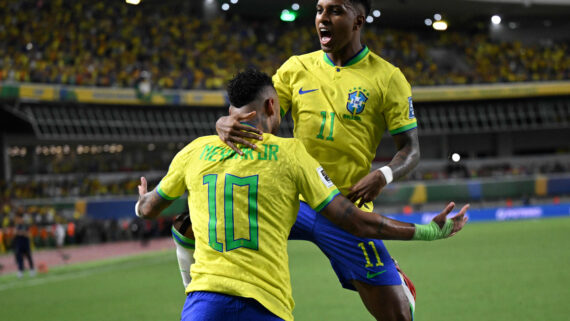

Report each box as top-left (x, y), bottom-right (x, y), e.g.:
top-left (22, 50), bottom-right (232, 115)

top-left (0, 200), bottom-right (172, 253)
top-left (1, 177), bottom-right (156, 199)
top-left (3, 157), bottom-right (569, 200)
top-left (0, 0), bottom-right (568, 90)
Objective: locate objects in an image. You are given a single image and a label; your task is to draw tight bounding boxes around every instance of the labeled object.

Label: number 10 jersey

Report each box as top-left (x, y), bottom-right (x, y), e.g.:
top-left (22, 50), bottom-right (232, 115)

top-left (157, 133), bottom-right (340, 321)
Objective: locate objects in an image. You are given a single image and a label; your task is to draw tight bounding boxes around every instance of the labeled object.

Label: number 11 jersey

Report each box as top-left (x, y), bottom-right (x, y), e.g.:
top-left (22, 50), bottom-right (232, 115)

top-left (273, 46), bottom-right (417, 199)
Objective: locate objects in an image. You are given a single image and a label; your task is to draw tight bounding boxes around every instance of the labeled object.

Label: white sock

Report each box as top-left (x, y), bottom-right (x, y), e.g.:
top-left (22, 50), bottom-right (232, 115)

top-left (175, 242), bottom-right (195, 289)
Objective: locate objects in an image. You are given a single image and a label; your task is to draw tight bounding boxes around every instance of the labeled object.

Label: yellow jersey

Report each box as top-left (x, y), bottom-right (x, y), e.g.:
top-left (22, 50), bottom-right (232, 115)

top-left (157, 133), bottom-right (339, 321)
top-left (273, 46), bottom-right (417, 202)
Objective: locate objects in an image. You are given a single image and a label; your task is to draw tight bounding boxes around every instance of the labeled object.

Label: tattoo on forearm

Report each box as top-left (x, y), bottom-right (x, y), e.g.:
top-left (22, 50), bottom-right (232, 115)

top-left (338, 197), bottom-right (356, 224)
top-left (389, 130), bottom-right (420, 180)
top-left (376, 215), bottom-right (386, 236)
top-left (139, 190), bottom-right (170, 218)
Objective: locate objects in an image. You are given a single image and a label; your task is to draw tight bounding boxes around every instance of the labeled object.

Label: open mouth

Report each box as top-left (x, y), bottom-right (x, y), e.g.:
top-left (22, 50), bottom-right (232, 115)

top-left (319, 28), bottom-right (332, 46)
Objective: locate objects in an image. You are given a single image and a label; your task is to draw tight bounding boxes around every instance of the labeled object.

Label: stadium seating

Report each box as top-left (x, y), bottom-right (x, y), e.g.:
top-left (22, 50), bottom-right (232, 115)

top-left (0, 0), bottom-right (568, 89)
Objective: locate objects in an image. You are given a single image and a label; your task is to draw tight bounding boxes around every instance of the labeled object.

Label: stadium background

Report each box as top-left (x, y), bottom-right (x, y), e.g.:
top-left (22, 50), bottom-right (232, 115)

top-left (0, 0), bottom-right (568, 320)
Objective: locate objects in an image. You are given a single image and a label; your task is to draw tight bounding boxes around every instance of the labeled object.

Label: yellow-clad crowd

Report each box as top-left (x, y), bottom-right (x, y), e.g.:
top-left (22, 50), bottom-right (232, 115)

top-left (0, 0), bottom-right (567, 90)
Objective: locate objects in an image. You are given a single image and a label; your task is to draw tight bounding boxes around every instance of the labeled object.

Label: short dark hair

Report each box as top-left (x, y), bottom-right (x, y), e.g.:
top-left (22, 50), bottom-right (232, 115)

top-left (349, 0), bottom-right (371, 16)
top-left (227, 69), bottom-right (274, 108)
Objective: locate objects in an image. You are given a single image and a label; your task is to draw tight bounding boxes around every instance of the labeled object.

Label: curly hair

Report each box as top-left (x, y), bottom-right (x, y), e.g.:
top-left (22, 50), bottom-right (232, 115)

top-left (227, 69), bottom-right (274, 108)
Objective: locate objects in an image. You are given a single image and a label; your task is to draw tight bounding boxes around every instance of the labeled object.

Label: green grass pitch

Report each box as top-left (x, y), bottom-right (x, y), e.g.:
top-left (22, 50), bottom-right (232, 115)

top-left (1, 217), bottom-right (568, 321)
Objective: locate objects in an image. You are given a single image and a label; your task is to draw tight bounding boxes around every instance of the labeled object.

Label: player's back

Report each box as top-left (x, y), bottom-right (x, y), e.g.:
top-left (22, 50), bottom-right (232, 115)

top-left (161, 133), bottom-right (338, 321)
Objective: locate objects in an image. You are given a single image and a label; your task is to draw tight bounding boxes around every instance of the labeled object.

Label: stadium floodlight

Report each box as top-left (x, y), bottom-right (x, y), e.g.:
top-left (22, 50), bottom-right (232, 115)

top-left (451, 153), bottom-right (461, 162)
top-left (372, 10), bottom-right (381, 17)
top-left (280, 9), bottom-right (297, 22)
top-left (434, 13), bottom-right (442, 21)
top-left (424, 18), bottom-right (433, 26)
top-left (221, 3), bottom-right (230, 11)
top-left (366, 16), bottom-right (374, 23)
top-left (433, 20), bottom-right (448, 31)
top-left (125, 0), bottom-right (141, 5)
top-left (292, 3), bottom-right (300, 10)
top-left (231, 0), bottom-right (238, 4)
top-left (491, 15), bottom-right (502, 25)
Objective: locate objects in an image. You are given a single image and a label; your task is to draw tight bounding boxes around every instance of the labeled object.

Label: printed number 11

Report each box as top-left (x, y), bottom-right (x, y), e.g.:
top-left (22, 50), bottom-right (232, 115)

top-left (358, 241), bottom-right (384, 267)
top-left (317, 111), bottom-right (335, 141)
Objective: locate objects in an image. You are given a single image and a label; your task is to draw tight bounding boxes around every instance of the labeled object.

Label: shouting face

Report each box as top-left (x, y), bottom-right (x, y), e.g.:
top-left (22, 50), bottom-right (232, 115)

top-left (315, 0), bottom-right (365, 54)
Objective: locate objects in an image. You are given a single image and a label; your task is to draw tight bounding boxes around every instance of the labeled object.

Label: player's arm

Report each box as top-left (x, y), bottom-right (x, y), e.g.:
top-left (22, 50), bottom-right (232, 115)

top-left (321, 195), bottom-right (468, 240)
top-left (348, 67), bottom-right (420, 207)
top-left (389, 128), bottom-right (420, 180)
top-left (347, 129), bottom-right (419, 206)
top-left (136, 177), bottom-right (173, 219)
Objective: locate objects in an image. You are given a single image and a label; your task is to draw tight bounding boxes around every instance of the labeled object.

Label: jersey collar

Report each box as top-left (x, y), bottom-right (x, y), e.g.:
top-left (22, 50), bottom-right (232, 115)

top-left (323, 46), bottom-right (369, 67)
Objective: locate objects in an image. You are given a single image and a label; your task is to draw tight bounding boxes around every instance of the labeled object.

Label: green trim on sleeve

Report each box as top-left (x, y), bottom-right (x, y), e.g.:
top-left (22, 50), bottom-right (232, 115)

top-left (171, 226), bottom-right (195, 249)
top-left (280, 107), bottom-right (286, 118)
top-left (156, 183), bottom-right (180, 201)
top-left (314, 189), bottom-right (341, 212)
top-left (389, 122), bottom-right (418, 135)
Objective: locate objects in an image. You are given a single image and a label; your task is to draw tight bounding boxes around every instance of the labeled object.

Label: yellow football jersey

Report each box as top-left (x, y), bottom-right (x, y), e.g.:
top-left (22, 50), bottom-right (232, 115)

top-left (273, 46), bottom-right (417, 203)
top-left (157, 133), bottom-right (339, 321)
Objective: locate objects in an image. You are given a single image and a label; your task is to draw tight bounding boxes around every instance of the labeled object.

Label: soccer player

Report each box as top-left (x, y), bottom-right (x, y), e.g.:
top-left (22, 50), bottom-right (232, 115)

top-left (137, 70), bottom-right (468, 321)
top-left (216, 1), bottom-right (424, 320)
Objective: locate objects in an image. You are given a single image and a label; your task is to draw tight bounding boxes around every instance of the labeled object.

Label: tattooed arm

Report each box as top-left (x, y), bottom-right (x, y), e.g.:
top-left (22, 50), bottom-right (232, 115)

top-left (389, 128), bottom-right (420, 180)
top-left (347, 128), bottom-right (420, 207)
top-left (320, 194), bottom-right (468, 240)
top-left (136, 177), bottom-right (174, 219)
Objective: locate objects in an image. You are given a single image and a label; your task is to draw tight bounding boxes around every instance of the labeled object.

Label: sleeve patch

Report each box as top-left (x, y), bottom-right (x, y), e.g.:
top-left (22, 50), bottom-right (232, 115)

top-left (317, 167), bottom-right (334, 188)
top-left (408, 96), bottom-right (415, 119)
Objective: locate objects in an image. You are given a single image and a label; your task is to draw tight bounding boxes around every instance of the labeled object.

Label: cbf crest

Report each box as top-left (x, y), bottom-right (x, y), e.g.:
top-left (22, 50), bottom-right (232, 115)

top-left (346, 87), bottom-right (369, 115)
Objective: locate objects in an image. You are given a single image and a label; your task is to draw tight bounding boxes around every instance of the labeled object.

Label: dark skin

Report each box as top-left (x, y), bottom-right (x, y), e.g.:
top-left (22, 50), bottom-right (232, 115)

top-left (347, 129), bottom-right (420, 207)
top-left (138, 174), bottom-right (468, 241)
top-left (216, 2), bottom-right (424, 320)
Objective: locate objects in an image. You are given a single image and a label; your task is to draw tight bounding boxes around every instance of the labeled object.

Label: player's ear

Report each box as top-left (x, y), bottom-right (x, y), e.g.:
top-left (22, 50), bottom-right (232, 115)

top-left (354, 14), bottom-right (365, 30)
top-left (264, 97), bottom-right (276, 117)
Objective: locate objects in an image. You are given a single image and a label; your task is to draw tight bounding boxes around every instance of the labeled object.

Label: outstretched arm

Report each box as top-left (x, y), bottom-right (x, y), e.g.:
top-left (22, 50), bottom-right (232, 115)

top-left (136, 177), bottom-right (173, 219)
top-left (321, 194), bottom-right (468, 241)
top-left (347, 128), bottom-right (420, 206)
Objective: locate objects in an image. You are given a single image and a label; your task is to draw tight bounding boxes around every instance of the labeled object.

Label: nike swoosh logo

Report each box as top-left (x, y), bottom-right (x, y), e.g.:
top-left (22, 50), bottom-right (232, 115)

top-left (366, 270), bottom-right (387, 279)
top-left (299, 87), bottom-right (319, 95)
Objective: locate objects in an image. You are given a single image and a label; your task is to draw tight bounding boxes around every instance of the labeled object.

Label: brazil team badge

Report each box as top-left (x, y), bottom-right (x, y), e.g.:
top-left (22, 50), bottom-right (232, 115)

top-left (346, 87), bottom-right (369, 115)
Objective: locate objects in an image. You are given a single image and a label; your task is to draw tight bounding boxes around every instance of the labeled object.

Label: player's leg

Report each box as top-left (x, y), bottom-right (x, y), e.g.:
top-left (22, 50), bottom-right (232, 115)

top-left (171, 213), bottom-right (195, 288)
top-left (14, 248), bottom-right (25, 278)
top-left (24, 249), bottom-right (35, 276)
top-left (311, 204), bottom-right (415, 321)
top-left (352, 280), bottom-right (412, 321)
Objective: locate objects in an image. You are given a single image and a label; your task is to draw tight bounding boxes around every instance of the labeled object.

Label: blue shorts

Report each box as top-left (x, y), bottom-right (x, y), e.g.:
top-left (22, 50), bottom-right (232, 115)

top-left (289, 201), bottom-right (401, 290)
top-left (181, 291), bottom-right (284, 321)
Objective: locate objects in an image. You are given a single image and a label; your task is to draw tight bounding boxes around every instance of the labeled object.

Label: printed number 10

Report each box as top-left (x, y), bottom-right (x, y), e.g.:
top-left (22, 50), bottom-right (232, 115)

top-left (203, 174), bottom-right (259, 252)
top-left (316, 111), bottom-right (335, 141)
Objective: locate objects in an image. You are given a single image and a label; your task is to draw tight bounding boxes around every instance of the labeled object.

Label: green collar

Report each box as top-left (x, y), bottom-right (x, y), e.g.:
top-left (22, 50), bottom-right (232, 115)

top-left (323, 46), bottom-right (369, 67)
